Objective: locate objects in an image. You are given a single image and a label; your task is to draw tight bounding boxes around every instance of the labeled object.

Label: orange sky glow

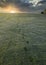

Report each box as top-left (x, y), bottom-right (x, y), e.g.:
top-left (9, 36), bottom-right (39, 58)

top-left (0, 4), bottom-right (21, 13)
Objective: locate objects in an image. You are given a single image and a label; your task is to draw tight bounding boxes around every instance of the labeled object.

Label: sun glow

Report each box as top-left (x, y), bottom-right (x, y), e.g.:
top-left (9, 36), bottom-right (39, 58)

top-left (10, 10), bottom-right (16, 13)
top-left (0, 5), bottom-right (21, 13)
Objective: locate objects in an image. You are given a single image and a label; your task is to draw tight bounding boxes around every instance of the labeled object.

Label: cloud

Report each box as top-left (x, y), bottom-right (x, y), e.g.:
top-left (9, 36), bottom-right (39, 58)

top-left (28, 0), bottom-right (42, 7)
top-left (20, 0), bottom-right (46, 8)
top-left (20, 0), bottom-right (42, 7)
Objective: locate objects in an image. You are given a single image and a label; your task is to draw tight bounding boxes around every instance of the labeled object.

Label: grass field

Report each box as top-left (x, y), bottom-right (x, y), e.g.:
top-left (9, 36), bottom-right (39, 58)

top-left (0, 13), bottom-right (46, 65)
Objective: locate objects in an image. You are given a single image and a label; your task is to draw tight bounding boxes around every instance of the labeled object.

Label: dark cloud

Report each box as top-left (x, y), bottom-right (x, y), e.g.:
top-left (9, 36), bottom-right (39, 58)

top-left (38, 0), bottom-right (46, 4)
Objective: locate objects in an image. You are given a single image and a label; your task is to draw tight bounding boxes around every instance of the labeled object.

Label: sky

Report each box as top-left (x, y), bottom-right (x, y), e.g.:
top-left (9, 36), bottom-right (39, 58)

top-left (0, 0), bottom-right (46, 13)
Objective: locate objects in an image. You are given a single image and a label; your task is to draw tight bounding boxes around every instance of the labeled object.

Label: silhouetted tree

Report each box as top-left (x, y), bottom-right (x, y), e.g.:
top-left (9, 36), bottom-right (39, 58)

top-left (41, 12), bottom-right (44, 14)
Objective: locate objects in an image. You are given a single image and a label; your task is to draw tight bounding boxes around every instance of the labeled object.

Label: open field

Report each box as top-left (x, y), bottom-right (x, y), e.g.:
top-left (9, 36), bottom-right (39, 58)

top-left (0, 13), bottom-right (46, 65)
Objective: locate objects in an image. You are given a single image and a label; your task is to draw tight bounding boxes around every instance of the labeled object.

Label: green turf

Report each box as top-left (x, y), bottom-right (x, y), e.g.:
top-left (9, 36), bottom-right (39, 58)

top-left (0, 13), bottom-right (46, 65)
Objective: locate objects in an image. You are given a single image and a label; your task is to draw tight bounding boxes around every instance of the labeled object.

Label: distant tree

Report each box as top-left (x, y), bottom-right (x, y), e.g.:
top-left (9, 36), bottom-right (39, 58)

top-left (41, 9), bottom-right (46, 14)
top-left (41, 12), bottom-right (44, 14)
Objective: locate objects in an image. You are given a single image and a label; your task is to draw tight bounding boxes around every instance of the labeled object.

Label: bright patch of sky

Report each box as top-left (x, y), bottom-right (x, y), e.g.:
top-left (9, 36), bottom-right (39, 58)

top-left (29, 0), bottom-right (42, 7)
